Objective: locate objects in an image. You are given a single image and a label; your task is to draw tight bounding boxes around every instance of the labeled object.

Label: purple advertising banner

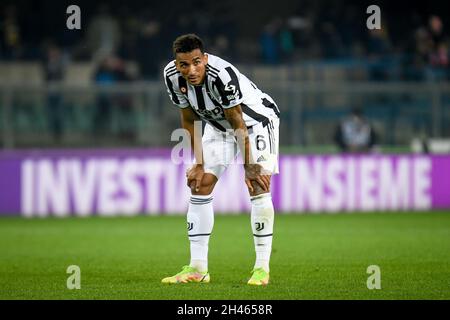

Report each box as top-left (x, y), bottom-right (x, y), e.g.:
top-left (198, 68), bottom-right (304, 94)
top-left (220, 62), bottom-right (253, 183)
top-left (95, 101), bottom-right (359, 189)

top-left (0, 149), bottom-right (449, 216)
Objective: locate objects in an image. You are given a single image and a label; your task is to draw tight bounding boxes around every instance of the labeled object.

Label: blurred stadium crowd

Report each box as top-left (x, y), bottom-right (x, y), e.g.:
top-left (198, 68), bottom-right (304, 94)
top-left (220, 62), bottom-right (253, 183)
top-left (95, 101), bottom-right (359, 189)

top-left (0, 0), bottom-right (449, 150)
top-left (1, 0), bottom-right (449, 81)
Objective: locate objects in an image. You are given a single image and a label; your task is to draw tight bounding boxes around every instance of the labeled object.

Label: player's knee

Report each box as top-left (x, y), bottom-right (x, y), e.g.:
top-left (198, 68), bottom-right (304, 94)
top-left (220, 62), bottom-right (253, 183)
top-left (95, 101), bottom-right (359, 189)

top-left (192, 174), bottom-right (217, 195)
top-left (249, 188), bottom-right (270, 198)
top-left (248, 181), bottom-right (271, 197)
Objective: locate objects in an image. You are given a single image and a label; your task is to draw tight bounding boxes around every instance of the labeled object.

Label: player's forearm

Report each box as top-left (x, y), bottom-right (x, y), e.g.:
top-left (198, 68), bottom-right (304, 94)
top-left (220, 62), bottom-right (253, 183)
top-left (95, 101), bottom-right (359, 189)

top-left (182, 120), bottom-right (204, 165)
top-left (224, 107), bottom-right (251, 166)
top-left (235, 125), bottom-right (251, 166)
top-left (180, 108), bottom-right (203, 165)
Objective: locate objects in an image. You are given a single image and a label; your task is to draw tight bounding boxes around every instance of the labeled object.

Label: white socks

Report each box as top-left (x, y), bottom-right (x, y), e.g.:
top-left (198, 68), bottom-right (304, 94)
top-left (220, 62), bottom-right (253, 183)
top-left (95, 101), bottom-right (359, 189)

top-left (187, 194), bottom-right (214, 273)
top-left (186, 193), bottom-right (274, 274)
top-left (250, 193), bottom-right (275, 273)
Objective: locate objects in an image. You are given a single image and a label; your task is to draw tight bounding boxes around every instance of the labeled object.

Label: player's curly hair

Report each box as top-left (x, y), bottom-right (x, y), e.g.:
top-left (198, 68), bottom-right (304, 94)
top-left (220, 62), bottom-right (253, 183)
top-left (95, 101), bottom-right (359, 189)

top-left (172, 34), bottom-right (204, 56)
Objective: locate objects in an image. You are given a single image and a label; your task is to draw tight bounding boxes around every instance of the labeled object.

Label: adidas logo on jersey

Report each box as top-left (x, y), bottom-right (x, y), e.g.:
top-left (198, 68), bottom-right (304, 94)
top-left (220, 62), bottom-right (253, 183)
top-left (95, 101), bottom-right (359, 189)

top-left (257, 155), bottom-right (268, 162)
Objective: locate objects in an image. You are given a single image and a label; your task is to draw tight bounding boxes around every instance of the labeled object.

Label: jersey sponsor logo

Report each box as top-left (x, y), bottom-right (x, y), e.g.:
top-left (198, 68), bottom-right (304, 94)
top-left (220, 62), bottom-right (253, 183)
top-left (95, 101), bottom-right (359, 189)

top-left (195, 106), bottom-right (225, 119)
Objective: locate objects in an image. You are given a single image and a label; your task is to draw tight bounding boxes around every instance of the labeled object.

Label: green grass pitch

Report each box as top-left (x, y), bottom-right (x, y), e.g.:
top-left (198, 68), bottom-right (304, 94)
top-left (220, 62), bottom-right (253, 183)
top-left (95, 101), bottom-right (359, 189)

top-left (0, 212), bottom-right (449, 299)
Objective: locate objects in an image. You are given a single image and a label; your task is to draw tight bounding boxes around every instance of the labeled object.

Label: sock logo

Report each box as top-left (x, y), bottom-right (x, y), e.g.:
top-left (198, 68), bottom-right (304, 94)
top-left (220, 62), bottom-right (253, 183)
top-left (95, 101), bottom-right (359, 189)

top-left (255, 222), bottom-right (265, 231)
top-left (187, 222), bottom-right (194, 231)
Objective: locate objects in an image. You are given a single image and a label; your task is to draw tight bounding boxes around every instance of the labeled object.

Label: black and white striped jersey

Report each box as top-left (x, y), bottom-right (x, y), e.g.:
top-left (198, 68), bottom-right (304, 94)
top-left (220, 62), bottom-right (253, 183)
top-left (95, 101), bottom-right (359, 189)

top-left (163, 53), bottom-right (280, 132)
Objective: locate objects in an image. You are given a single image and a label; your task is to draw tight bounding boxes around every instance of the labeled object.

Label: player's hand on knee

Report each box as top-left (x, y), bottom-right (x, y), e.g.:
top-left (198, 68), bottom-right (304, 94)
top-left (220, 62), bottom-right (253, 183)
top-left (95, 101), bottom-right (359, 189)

top-left (244, 164), bottom-right (270, 194)
top-left (186, 164), bottom-right (205, 192)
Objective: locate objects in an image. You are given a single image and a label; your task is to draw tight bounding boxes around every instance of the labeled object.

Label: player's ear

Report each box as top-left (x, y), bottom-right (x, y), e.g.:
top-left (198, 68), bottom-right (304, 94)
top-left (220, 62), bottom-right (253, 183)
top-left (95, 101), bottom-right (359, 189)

top-left (203, 53), bottom-right (208, 64)
top-left (174, 55), bottom-right (182, 70)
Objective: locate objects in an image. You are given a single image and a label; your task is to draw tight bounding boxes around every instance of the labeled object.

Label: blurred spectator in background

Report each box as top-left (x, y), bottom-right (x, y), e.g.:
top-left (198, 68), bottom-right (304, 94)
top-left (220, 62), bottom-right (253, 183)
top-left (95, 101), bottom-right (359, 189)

top-left (407, 15), bottom-right (450, 81)
top-left (285, 11), bottom-right (315, 60)
top-left (400, 15), bottom-right (449, 81)
top-left (92, 55), bottom-right (135, 140)
top-left (426, 16), bottom-right (449, 80)
top-left (260, 19), bottom-right (281, 64)
top-left (366, 26), bottom-right (393, 81)
top-left (428, 15), bottom-right (446, 52)
top-left (209, 1), bottom-right (237, 60)
top-left (334, 107), bottom-right (378, 153)
top-left (86, 4), bottom-right (121, 59)
top-left (209, 34), bottom-right (232, 60)
top-left (116, 5), bottom-right (140, 61)
top-left (339, 5), bottom-right (364, 58)
top-left (279, 21), bottom-right (295, 62)
top-left (319, 21), bottom-right (344, 59)
top-left (136, 17), bottom-right (163, 80)
top-left (43, 42), bottom-right (68, 143)
top-left (402, 26), bottom-right (428, 81)
top-left (0, 5), bottom-right (22, 60)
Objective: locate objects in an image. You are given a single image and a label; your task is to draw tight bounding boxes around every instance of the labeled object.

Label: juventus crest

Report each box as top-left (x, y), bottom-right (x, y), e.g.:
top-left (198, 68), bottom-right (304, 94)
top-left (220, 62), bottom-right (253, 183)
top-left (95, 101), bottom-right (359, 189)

top-left (255, 222), bottom-right (265, 231)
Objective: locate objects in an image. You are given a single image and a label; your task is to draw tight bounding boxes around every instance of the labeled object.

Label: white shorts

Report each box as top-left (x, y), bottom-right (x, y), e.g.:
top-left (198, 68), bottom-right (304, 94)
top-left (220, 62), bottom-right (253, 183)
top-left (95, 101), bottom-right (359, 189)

top-left (198, 118), bottom-right (279, 178)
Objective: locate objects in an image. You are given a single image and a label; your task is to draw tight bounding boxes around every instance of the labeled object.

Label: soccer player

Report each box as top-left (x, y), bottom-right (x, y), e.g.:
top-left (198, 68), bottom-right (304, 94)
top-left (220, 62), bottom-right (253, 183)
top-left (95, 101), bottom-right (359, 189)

top-left (161, 34), bottom-right (280, 286)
